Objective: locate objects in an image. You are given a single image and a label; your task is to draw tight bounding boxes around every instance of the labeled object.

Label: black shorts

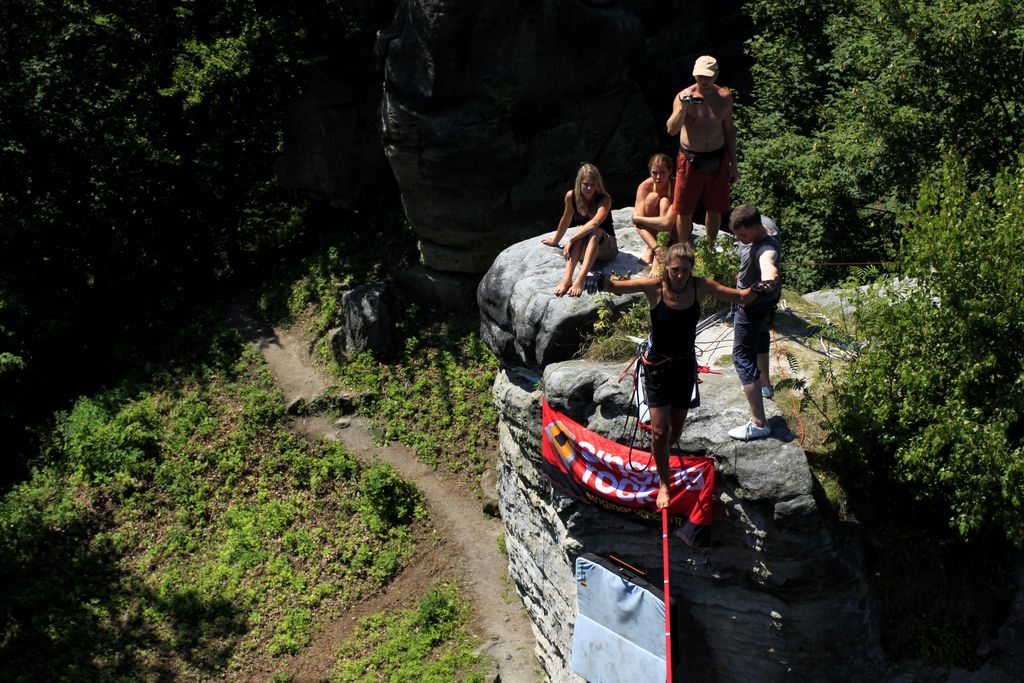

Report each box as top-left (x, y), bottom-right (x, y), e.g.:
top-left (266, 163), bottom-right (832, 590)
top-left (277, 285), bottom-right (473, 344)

top-left (643, 355), bottom-right (696, 410)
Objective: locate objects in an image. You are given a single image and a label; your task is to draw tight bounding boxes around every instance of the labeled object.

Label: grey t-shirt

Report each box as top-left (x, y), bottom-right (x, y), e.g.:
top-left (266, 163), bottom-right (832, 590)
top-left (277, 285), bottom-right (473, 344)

top-left (737, 233), bottom-right (781, 306)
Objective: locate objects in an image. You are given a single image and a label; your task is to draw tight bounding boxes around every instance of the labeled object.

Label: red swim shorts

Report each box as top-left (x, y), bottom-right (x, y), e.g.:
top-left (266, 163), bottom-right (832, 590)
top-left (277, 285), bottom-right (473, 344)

top-left (673, 148), bottom-right (731, 216)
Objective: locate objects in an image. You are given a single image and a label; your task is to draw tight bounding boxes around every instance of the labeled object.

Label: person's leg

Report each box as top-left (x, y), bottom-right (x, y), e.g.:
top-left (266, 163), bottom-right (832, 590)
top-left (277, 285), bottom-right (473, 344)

top-left (729, 307), bottom-right (771, 439)
top-left (676, 213), bottom-right (694, 243)
top-left (637, 194), bottom-right (669, 263)
top-left (568, 232), bottom-right (604, 296)
top-left (704, 156), bottom-right (731, 244)
top-left (636, 225), bottom-right (658, 264)
top-left (673, 152), bottom-right (699, 244)
top-left (742, 380), bottom-right (768, 426)
top-left (668, 407), bottom-right (688, 445)
top-left (554, 240), bottom-right (584, 296)
top-left (648, 405), bottom-right (673, 509)
top-left (704, 211), bottom-right (721, 243)
top-left (646, 198), bottom-right (675, 266)
top-left (643, 191), bottom-right (662, 217)
top-left (756, 310), bottom-right (774, 396)
top-left (747, 311), bottom-right (774, 422)
top-left (757, 352), bottom-right (772, 397)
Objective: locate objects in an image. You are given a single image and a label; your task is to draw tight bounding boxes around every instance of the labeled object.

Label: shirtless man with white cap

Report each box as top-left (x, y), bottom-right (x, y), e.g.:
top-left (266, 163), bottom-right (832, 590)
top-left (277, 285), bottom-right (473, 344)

top-left (666, 55), bottom-right (738, 244)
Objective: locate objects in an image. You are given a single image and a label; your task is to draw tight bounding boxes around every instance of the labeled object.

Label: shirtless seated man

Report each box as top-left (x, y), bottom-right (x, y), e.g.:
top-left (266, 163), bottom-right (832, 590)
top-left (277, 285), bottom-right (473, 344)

top-left (666, 55), bottom-right (738, 244)
top-left (632, 153), bottom-right (676, 266)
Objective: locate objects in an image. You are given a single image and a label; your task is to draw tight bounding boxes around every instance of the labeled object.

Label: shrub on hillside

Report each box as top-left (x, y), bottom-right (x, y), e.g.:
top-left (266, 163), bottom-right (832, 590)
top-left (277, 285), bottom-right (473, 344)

top-left (51, 390), bottom-right (162, 484)
top-left (738, 0), bottom-right (1024, 290)
top-left (359, 462), bottom-right (423, 533)
top-left (833, 154), bottom-right (1024, 546)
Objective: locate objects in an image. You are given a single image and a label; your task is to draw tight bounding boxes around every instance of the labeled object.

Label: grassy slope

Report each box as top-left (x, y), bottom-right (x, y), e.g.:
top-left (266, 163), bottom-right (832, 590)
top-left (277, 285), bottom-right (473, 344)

top-left (254, 212), bottom-right (501, 481)
top-left (0, 316), bottom-right (487, 680)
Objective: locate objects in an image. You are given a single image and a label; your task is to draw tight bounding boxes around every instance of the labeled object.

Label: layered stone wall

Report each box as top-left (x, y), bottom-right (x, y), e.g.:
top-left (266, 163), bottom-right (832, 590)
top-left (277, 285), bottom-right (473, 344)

top-left (494, 363), bottom-right (886, 682)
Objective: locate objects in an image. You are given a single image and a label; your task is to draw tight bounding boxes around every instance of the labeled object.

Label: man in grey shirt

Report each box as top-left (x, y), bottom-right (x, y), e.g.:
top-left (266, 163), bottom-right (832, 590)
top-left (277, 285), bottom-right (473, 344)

top-left (727, 204), bottom-right (781, 441)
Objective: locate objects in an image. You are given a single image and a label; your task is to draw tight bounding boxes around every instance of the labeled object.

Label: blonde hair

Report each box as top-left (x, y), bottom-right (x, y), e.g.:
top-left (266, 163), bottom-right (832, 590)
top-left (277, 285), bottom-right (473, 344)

top-left (647, 153), bottom-right (673, 173)
top-left (574, 163), bottom-right (609, 217)
top-left (662, 242), bottom-right (695, 285)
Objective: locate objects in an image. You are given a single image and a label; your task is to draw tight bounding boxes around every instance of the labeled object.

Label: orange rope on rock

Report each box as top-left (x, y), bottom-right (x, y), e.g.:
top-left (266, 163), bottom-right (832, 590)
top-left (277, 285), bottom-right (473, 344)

top-left (694, 315), bottom-right (733, 362)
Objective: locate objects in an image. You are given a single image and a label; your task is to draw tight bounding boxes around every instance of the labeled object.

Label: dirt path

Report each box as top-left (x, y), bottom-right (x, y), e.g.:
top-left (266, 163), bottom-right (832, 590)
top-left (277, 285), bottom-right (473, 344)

top-left (231, 306), bottom-right (541, 682)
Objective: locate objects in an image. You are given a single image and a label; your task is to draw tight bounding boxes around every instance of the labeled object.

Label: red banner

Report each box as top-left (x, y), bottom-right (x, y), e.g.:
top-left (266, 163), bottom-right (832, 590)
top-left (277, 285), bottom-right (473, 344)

top-left (541, 398), bottom-right (715, 547)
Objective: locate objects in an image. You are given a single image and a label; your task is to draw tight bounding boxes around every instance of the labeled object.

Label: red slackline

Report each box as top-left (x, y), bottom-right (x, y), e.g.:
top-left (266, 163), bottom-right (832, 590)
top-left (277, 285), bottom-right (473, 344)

top-left (662, 507), bottom-right (673, 683)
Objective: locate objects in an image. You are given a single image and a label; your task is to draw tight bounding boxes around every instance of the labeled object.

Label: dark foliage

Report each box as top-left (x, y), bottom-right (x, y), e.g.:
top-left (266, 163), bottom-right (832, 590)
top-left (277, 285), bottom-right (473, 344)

top-left (0, 0), bottom-right (394, 475)
top-left (737, 0), bottom-right (1024, 290)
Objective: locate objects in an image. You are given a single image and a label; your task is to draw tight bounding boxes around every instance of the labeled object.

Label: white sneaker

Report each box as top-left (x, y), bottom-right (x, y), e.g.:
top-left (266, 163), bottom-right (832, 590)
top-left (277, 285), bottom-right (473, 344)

top-left (761, 385), bottom-right (774, 399)
top-left (729, 419), bottom-right (771, 441)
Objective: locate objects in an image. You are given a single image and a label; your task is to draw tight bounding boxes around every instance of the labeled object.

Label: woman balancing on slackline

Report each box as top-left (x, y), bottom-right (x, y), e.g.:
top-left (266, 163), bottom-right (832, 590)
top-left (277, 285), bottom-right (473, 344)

top-left (586, 243), bottom-right (769, 508)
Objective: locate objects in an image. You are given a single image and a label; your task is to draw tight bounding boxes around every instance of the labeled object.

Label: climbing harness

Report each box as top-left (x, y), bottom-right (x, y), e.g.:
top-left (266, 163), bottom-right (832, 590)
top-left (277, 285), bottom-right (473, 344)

top-left (619, 311), bottom-right (726, 472)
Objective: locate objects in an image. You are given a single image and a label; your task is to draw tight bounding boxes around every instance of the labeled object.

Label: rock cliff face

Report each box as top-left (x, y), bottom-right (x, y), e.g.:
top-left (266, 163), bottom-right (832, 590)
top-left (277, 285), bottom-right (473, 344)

top-left (478, 208), bottom-right (649, 369)
top-left (378, 0), bottom-right (653, 275)
top-left (275, 79), bottom-right (396, 210)
top-left (494, 363), bottom-right (886, 682)
top-left (479, 221), bottom-right (887, 680)
top-left (278, 0), bottom-right (755, 303)
top-left (375, 0), bottom-right (755, 281)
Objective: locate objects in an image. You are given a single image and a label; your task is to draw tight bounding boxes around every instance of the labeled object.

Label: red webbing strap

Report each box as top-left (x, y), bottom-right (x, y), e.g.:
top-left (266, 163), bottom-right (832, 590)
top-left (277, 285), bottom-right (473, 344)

top-left (662, 507), bottom-right (673, 683)
top-left (617, 354), bottom-right (639, 382)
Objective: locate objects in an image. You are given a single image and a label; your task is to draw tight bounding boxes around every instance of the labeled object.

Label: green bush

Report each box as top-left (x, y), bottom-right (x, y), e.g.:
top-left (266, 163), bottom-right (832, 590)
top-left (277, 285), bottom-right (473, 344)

top-left (693, 233), bottom-right (738, 286)
top-left (738, 0), bottom-right (1024, 290)
top-left (359, 462), bottom-right (423, 533)
top-left (833, 154), bottom-right (1024, 546)
top-left (1, 339), bottom-right (422, 679)
top-left (51, 390), bottom-right (162, 484)
top-left (338, 322), bottom-right (500, 476)
top-left (269, 607), bottom-right (314, 656)
top-left (254, 212), bottom-right (416, 333)
top-left (332, 582), bottom-right (489, 682)
top-left (694, 233), bottom-right (740, 314)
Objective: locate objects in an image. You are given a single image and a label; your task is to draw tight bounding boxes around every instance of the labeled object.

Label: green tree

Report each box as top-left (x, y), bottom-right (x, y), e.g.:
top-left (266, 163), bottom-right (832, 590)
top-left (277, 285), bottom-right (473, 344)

top-left (737, 0), bottom-right (1024, 290)
top-left (834, 154), bottom-right (1024, 546)
top-left (0, 1), bottom-right (390, 467)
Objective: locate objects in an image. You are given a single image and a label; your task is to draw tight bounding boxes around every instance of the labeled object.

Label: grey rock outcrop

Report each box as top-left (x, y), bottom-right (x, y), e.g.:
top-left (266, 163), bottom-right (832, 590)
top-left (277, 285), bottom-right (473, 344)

top-left (395, 263), bottom-right (480, 312)
top-left (378, 1), bottom-right (653, 275)
top-left (478, 208), bottom-right (649, 370)
top-left (495, 364), bottom-right (885, 682)
top-left (330, 283), bottom-right (395, 358)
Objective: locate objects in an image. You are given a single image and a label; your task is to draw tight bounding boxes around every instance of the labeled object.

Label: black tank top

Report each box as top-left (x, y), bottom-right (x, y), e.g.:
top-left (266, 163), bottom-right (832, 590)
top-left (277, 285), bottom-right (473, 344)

top-left (571, 191), bottom-right (614, 236)
top-left (649, 278), bottom-right (699, 360)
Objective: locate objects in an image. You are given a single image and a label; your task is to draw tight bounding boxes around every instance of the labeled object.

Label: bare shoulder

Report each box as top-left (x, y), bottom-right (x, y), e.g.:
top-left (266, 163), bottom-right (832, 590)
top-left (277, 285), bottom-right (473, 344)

top-left (716, 85), bottom-right (734, 103)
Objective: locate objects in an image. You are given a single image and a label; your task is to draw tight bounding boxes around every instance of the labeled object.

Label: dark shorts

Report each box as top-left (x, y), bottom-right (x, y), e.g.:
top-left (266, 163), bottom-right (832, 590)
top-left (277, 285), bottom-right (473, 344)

top-left (673, 147), bottom-right (731, 216)
top-left (732, 302), bottom-right (777, 385)
top-left (597, 230), bottom-right (618, 262)
top-left (643, 355), bottom-right (697, 410)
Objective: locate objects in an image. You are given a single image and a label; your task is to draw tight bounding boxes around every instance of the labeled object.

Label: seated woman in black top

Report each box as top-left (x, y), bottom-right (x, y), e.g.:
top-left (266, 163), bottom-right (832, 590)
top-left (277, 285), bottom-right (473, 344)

top-left (542, 163), bottom-right (618, 297)
top-left (590, 243), bottom-right (761, 509)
